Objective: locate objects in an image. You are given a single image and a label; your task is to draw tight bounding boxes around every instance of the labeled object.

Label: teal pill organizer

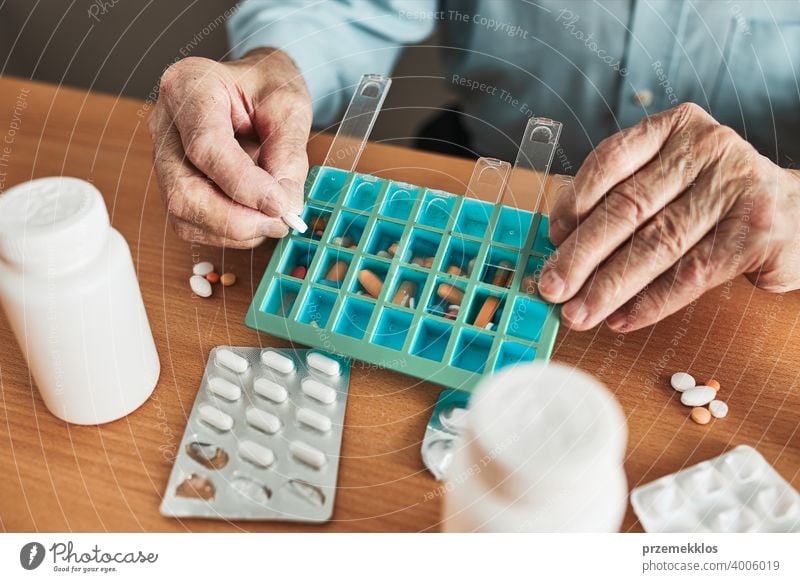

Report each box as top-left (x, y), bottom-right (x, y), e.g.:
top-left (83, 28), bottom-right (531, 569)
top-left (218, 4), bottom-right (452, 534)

top-left (246, 75), bottom-right (562, 392)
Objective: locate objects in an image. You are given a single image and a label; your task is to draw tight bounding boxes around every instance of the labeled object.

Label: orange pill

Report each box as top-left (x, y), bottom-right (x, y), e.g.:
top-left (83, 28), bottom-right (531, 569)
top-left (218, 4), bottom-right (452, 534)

top-left (220, 272), bottom-right (236, 287)
top-left (358, 269), bottom-right (383, 298)
top-left (446, 265), bottom-right (464, 277)
top-left (388, 242), bottom-right (399, 256)
top-left (309, 214), bottom-right (328, 232)
top-left (205, 271), bottom-right (220, 284)
top-left (706, 379), bottom-right (721, 392)
top-left (521, 275), bottom-right (538, 296)
top-left (474, 296), bottom-right (500, 328)
top-left (326, 261), bottom-right (349, 282)
top-left (690, 407), bottom-right (711, 425)
top-left (422, 257), bottom-right (434, 268)
top-left (437, 283), bottom-right (463, 305)
top-left (491, 261), bottom-right (514, 287)
top-left (392, 280), bottom-right (417, 306)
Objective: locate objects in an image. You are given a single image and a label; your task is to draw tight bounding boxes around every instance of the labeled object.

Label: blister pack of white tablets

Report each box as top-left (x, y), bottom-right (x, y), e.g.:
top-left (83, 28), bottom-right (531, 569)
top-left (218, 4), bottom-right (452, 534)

top-left (160, 346), bottom-right (349, 522)
top-left (631, 445), bottom-right (800, 533)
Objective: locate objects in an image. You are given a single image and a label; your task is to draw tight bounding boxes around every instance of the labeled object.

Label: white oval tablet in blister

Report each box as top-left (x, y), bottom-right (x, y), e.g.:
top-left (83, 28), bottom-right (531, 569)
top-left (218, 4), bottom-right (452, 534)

top-left (261, 350), bottom-right (295, 374)
top-left (297, 407), bottom-right (332, 433)
top-left (307, 352), bottom-right (341, 376)
top-left (290, 440), bottom-right (326, 469)
top-left (253, 377), bottom-right (288, 403)
top-left (246, 407), bottom-right (281, 434)
top-left (216, 348), bottom-right (249, 373)
top-left (239, 440), bottom-right (275, 468)
top-left (301, 377), bottom-right (337, 404)
top-left (207, 376), bottom-right (242, 401)
top-left (198, 404), bottom-right (233, 432)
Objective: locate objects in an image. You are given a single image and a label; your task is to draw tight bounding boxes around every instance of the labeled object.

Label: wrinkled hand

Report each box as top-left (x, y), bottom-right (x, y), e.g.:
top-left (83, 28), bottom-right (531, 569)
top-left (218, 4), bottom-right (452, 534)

top-left (149, 48), bottom-right (311, 248)
top-left (539, 103), bottom-right (800, 332)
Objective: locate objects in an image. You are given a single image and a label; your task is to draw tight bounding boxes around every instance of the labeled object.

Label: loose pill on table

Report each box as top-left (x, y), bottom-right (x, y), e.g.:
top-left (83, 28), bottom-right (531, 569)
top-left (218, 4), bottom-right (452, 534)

top-left (681, 386), bottom-right (716, 407)
top-left (290, 440), bottom-right (327, 469)
top-left (671, 372), bottom-right (696, 392)
top-left (282, 212), bottom-right (308, 233)
top-left (261, 350), bottom-right (295, 374)
top-left (358, 269), bottom-right (383, 298)
top-left (290, 265), bottom-right (307, 279)
top-left (205, 271), bottom-right (220, 284)
top-left (239, 440), bottom-right (275, 468)
top-left (392, 280), bottom-right (417, 306)
top-left (307, 351), bottom-right (342, 376)
top-left (706, 379), bottom-right (721, 392)
top-left (253, 377), bottom-right (289, 403)
top-left (437, 283), bottom-right (464, 305)
top-left (474, 296), bottom-right (500, 328)
top-left (190, 275), bottom-right (212, 298)
top-left (220, 272), bottom-right (237, 287)
top-left (215, 348), bottom-right (249, 373)
top-left (301, 377), bottom-right (338, 404)
top-left (207, 376), bottom-right (242, 401)
top-left (326, 260), bottom-right (349, 282)
top-left (246, 406), bottom-right (281, 434)
top-left (690, 406), bottom-right (712, 425)
top-left (193, 261), bottom-right (215, 276)
top-left (297, 407), bottom-right (332, 433)
top-left (709, 400), bottom-right (729, 419)
top-left (198, 404), bottom-right (233, 431)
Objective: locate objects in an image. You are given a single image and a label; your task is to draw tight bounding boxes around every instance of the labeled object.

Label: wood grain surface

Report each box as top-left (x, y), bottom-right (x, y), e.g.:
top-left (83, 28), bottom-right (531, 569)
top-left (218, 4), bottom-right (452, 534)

top-left (0, 76), bottom-right (797, 532)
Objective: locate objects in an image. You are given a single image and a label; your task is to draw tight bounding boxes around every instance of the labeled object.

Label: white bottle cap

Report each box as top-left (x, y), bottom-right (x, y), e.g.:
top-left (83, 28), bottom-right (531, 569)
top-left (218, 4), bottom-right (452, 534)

top-left (0, 177), bottom-right (110, 275)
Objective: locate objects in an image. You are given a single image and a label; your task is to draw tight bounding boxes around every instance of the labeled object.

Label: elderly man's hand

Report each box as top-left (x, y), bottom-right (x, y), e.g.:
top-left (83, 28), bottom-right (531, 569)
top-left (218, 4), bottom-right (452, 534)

top-left (149, 48), bottom-right (311, 248)
top-left (538, 102), bottom-right (800, 332)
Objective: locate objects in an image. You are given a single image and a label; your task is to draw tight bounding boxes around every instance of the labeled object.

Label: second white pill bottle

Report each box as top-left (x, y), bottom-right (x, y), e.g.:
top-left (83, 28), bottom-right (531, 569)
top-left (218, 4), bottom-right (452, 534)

top-left (0, 177), bottom-right (160, 425)
top-left (442, 362), bottom-right (628, 532)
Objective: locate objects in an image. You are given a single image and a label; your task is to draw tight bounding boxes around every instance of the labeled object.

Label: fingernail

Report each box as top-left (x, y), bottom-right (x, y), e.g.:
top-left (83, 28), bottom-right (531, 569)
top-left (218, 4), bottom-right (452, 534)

top-left (279, 178), bottom-right (305, 214)
top-left (606, 311), bottom-right (629, 331)
top-left (563, 301), bottom-right (588, 326)
top-left (538, 268), bottom-right (565, 299)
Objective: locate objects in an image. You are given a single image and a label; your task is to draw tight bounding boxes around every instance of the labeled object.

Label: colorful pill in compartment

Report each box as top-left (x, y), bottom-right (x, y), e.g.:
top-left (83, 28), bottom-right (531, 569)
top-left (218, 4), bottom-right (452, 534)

top-left (365, 219), bottom-right (405, 258)
top-left (452, 328), bottom-right (494, 373)
top-left (334, 296), bottom-right (376, 340)
top-left (298, 287), bottom-right (338, 328)
top-left (505, 295), bottom-right (550, 342)
top-left (403, 227), bottom-right (441, 267)
top-left (344, 174), bottom-right (384, 212)
top-left (262, 277), bottom-right (302, 317)
top-left (299, 205), bottom-right (333, 240)
top-left (465, 288), bottom-right (507, 331)
top-left (352, 256), bottom-right (390, 299)
top-left (411, 318), bottom-right (453, 362)
top-left (314, 248), bottom-right (354, 288)
top-left (388, 266), bottom-right (428, 308)
top-left (441, 236), bottom-right (481, 278)
top-left (520, 255), bottom-right (545, 296)
top-left (428, 277), bottom-right (466, 319)
top-left (330, 211), bottom-right (368, 249)
top-left (373, 307), bottom-right (413, 350)
top-left (381, 183), bottom-right (419, 220)
top-left (454, 198), bottom-right (494, 237)
top-left (280, 239), bottom-right (318, 280)
top-left (481, 246), bottom-right (518, 288)
top-left (417, 190), bottom-right (457, 229)
top-left (492, 206), bottom-right (533, 248)
top-left (308, 166), bottom-right (349, 204)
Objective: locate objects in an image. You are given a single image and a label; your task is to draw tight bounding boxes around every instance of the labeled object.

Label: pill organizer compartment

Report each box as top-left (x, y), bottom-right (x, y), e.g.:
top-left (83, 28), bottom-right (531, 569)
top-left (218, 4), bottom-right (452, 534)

top-left (464, 288), bottom-right (507, 329)
top-left (308, 166), bottom-right (349, 204)
top-left (412, 318), bottom-right (453, 362)
top-left (452, 328), bottom-right (494, 374)
top-left (492, 206), bottom-right (534, 248)
top-left (427, 277), bottom-right (466, 318)
top-left (631, 445), bottom-right (800, 533)
top-left (495, 340), bottom-right (537, 371)
top-left (300, 205), bottom-right (333, 240)
top-left (262, 278), bottom-right (302, 317)
top-left (334, 297), bottom-right (375, 340)
top-left (344, 174), bottom-right (383, 212)
top-left (352, 257), bottom-right (391, 298)
top-left (387, 266), bottom-right (429, 308)
top-left (280, 239), bottom-right (318, 278)
top-left (380, 182), bottom-right (420, 220)
top-left (403, 226), bottom-right (442, 266)
top-left (298, 287), bottom-right (338, 328)
top-left (330, 211), bottom-right (368, 249)
top-left (417, 190), bottom-right (458, 229)
top-left (455, 198), bottom-right (494, 237)
top-left (481, 246), bottom-right (518, 288)
top-left (373, 307), bottom-right (413, 350)
top-left (314, 248), bottom-right (354, 288)
top-left (442, 236), bottom-right (481, 277)
top-left (365, 219), bottom-right (405, 257)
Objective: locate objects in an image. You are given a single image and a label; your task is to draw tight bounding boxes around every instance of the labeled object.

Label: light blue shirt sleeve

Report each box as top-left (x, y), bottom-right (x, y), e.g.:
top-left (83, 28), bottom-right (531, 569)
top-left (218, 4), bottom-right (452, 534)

top-left (228, 0), bottom-right (435, 127)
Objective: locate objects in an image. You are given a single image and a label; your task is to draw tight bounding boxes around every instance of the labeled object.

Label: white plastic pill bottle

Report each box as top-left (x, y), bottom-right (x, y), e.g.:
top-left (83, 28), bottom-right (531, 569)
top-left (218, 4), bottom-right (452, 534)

top-left (0, 177), bottom-right (160, 425)
top-left (442, 361), bottom-right (628, 532)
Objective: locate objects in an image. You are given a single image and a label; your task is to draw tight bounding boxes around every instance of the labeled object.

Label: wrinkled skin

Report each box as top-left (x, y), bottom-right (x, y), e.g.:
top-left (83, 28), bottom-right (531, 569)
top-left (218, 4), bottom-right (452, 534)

top-left (539, 102), bottom-right (800, 332)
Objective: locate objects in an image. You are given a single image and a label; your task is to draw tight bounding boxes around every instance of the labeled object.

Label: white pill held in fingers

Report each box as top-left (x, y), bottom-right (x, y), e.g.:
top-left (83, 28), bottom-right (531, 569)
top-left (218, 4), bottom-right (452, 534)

top-left (261, 350), bottom-right (295, 374)
top-left (297, 407), bottom-right (332, 433)
top-left (190, 275), bottom-right (212, 298)
top-left (215, 348), bottom-right (249, 373)
top-left (283, 213), bottom-right (308, 233)
top-left (681, 386), bottom-right (716, 407)
top-left (253, 377), bottom-right (288, 403)
top-left (301, 377), bottom-right (337, 404)
top-left (207, 376), bottom-right (242, 401)
top-left (709, 400), bottom-right (729, 419)
top-left (239, 440), bottom-right (275, 468)
top-left (198, 404), bottom-right (233, 431)
top-left (246, 407), bottom-right (281, 434)
top-left (670, 372), bottom-right (695, 392)
top-left (192, 261), bottom-right (215, 276)
top-left (307, 352), bottom-right (341, 376)
top-left (290, 440), bottom-right (326, 469)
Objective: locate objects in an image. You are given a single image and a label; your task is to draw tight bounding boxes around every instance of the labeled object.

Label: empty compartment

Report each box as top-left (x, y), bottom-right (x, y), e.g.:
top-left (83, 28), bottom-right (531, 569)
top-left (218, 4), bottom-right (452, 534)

top-left (505, 296), bottom-right (550, 342)
top-left (452, 328), bottom-right (493, 373)
top-left (411, 318), bottom-right (453, 362)
top-left (300, 205), bottom-right (333, 240)
top-left (365, 219), bottom-right (405, 257)
top-left (279, 239), bottom-right (318, 279)
top-left (427, 277), bottom-right (466, 319)
top-left (330, 211), bottom-right (368, 249)
top-left (494, 340), bottom-right (537, 371)
top-left (387, 267), bottom-right (428, 308)
top-left (402, 227), bottom-right (442, 266)
top-left (309, 166), bottom-right (348, 204)
top-left (441, 236), bottom-right (481, 278)
top-left (314, 248), bottom-right (354, 289)
top-left (344, 174), bottom-right (383, 212)
top-left (381, 183), bottom-right (419, 220)
top-left (519, 255), bottom-right (545, 296)
top-left (465, 288), bottom-right (507, 331)
top-left (262, 277), bottom-right (302, 317)
top-left (297, 287), bottom-right (338, 328)
top-left (454, 198), bottom-right (493, 237)
top-left (417, 190), bottom-right (457, 229)
top-left (481, 246), bottom-right (518, 288)
top-left (334, 297), bottom-right (375, 340)
top-left (351, 256), bottom-right (391, 299)
top-left (492, 206), bottom-right (533, 248)
top-left (373, 307), bottom-right (413, 351)
top-left (531, 214), bottom-right (556, 254)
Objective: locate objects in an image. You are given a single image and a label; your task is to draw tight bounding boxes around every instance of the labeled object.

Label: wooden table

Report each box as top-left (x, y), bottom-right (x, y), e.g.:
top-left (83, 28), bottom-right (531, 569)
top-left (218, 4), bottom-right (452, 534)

top-left (0, 76), bottom-right (798, 533)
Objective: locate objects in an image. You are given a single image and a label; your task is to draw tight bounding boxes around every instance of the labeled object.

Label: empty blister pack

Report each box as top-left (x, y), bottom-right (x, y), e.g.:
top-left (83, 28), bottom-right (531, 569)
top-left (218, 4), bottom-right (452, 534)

top-left (160, 347), bottom-right (350, 522)
top-left (631, 445), bottom-right (800, 532)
